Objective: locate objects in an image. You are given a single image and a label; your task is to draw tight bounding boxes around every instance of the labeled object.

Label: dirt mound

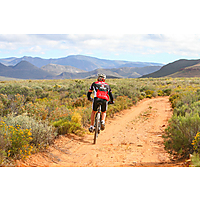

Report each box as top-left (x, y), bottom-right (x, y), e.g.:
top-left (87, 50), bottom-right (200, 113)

top-left (16, 97), bottom-right (185, 167)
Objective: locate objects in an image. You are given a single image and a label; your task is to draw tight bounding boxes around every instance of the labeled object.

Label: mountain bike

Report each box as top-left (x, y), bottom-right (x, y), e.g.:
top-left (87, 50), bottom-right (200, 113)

top-left (93, 100), bottom-right (113, 144)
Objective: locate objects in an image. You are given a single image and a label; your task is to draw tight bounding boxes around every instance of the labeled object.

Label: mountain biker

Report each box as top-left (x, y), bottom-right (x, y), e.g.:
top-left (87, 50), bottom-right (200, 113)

top-left (87, 73), bottom-right (114, 132)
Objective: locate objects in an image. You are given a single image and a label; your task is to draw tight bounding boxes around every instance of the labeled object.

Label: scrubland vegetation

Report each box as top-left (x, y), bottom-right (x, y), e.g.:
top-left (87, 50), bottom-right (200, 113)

top-left (1, 77), bottom-right (200, 166)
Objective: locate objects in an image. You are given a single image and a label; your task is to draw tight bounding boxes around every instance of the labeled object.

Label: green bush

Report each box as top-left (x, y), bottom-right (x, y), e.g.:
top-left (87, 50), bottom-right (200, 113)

top-left (53, 111), bottom-right (84, 135)
top-left (145, 90), bottom-right (155, 98)
top-left (53, 119), bottom-right (83, 135)
top-left (163, 113), bottom-right (200, 158)
top-left (191, 152), bottom-right (200, 167)
top-left (162, 88), bottom-right (172, 96)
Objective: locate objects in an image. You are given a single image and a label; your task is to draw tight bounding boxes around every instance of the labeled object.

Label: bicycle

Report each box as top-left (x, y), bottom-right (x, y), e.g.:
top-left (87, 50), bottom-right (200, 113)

top-left (93, 100), bottom-right (114, 144)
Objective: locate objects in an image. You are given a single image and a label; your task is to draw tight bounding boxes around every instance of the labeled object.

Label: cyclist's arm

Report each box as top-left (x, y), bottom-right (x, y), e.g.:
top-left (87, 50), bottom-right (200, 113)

top-left (87, 90), bottom-right (93, 100)
top-left (87, 82), bottom-right (94, 100)
top-left (108, 87), bottom-right (114, 103)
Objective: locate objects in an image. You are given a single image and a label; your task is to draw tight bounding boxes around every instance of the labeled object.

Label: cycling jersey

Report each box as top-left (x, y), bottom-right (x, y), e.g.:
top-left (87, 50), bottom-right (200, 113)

top-left (89, 81), bottom-right (112, 101)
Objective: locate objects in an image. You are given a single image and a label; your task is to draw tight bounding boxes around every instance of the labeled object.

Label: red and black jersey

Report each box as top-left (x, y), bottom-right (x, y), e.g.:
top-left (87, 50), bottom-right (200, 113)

top-left (89, 81), bottom-right (113, 101)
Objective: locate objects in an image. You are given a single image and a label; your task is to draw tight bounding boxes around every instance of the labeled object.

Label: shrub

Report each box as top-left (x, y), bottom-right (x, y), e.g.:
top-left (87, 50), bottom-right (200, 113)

top-left (3, 114), bottom-right (57, 149)
top-left (192, 132), bottom-right (200, 154)
top-left (78, 106), bottom-right (91, 127)
top-left (53, 119), bottom-right (83, 136)
top-left (0, 131), bottom-right (7, 166)
top-left (72, 95), bottom-right (90, 107)
top-left (162, 88), bottom-right (172, 96)
top-left (106, 96), bottom-right (133, 118)
top-left (145, 90), bottom-right (154, 98)
top-left (52, 111), bottom-right (84, 136)
top-left (48, 106), bottom-right (72, 122)
top-left (0, 121), bottom-right (33, 160)
top-left (191, 152), bottom-right (200, 167)
top-left (157, 90), bottom-right (164, 96)
top-left (163, 113), bottom-right (200, 158)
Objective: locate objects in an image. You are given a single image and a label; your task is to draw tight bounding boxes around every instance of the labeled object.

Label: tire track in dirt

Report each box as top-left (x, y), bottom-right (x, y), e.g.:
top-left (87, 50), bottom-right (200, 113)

top-left (16, 96), bottom-right (184, 167)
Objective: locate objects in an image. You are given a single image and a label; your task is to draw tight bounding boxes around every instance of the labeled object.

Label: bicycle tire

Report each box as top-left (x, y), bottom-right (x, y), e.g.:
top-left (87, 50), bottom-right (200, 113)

top-left (94, 112), bottom-right (100, 144)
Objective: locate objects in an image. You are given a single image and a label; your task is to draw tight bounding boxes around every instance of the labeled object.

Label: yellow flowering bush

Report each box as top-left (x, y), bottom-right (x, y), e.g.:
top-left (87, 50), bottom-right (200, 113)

top-left (53, 111), bottom-right (84, 136)
top-left (0, 121), bottom-right (33, 160)
top-left (192, 132), bottom-right (200, 153)
top-left (4, 114), bottom-right (57, 149)
top-left (71, 112), bottom-right (82, 124)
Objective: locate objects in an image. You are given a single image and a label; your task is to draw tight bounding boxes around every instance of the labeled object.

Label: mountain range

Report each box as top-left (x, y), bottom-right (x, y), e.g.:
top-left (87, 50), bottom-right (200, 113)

top-left (1, 55), bottom-right (200, 80)
top-left (0, 55), bottom-right (163, 70)
top-left (0, 55), bottom-right (163, 80)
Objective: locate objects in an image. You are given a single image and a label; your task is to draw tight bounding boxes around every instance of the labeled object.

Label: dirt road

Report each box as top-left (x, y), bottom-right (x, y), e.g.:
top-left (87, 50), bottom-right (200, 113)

top-left (16, 96), bottom-right (185, 167)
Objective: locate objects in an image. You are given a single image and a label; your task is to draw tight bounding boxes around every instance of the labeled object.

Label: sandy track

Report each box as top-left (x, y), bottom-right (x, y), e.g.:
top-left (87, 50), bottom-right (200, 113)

top-left (16, 96), bottom-right (184, 167)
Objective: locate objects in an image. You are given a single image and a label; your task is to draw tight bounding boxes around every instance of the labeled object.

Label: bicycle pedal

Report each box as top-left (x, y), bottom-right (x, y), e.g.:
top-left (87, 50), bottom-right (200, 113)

top-left (89, 126), bottom-right (94, 132)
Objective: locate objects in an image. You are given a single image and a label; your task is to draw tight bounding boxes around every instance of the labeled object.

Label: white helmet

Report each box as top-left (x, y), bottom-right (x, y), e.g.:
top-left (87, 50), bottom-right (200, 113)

top-left (97, 73), bottom-right (106, 80)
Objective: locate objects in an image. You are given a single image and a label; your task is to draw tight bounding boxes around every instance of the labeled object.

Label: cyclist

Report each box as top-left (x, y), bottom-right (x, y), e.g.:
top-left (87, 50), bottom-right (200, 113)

top-left (87, 73), bottom-right (114, 132)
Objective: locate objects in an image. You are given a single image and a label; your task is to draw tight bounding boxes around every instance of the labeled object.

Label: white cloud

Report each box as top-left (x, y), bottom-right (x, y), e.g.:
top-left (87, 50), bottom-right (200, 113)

top-left (1, 34), bottom-right (200, 60)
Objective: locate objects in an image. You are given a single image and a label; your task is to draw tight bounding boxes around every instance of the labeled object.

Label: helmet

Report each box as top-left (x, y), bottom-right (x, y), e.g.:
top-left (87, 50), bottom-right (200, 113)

top-left (97, 73), bottom-right (106, 80)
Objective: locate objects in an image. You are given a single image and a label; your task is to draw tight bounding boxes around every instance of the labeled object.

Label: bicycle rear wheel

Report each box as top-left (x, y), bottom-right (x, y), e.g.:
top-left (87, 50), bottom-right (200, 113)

top-left (94, 112), bottom-right (100, 144)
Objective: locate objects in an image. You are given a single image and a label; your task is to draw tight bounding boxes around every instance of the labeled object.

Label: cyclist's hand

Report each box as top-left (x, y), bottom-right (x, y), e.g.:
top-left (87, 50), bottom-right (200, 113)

top-left (108, 101), bottom-right (114, 104)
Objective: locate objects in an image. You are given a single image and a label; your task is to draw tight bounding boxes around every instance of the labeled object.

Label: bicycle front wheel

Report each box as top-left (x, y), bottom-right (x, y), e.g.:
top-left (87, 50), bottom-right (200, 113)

top-left (94, 112), bottom-right (100, 144)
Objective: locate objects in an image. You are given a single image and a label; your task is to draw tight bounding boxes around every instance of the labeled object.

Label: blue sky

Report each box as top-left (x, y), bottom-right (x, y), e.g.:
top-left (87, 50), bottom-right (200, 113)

top-left (1, 1), bottom-right (200, 65)
top-left (1, 34), bottom-right (200, 64)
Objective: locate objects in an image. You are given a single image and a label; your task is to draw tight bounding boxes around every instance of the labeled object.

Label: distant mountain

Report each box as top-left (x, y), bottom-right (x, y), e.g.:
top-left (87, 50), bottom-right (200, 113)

top-left (41, 63), bottom-right (86, 75)
top-left (0, 56), bottom-right (50, 68)
top-left (0, 55), bottom-right (164, 71)
top-left (0, 61), bottom-right (53, 79)
top-left (141, 59), bottom-right (200, 78)
top-left (0, 62), bottom-right (10, 72)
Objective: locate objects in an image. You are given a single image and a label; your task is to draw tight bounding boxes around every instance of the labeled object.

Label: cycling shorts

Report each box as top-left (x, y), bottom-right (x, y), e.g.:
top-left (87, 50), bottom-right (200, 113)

top-left (92, 98), bottom-right (108, 112)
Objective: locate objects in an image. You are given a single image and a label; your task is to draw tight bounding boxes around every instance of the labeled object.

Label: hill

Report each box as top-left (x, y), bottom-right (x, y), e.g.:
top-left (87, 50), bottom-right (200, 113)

top-left (0, 55), bottom-right (163, 71)
top-left (141, 59), bottom-right (200, 78)
top-left (169, 63), bottom-right (200, 77)
top-left (0, 61), bottom-right (53, 79)
top-left (0, 62), bottom-right (11, 73)
top-left (110, 66), bottom-right (162, 78)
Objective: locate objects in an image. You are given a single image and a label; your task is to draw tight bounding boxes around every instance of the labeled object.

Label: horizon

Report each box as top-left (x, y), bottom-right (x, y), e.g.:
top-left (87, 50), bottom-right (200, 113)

top-left (0, 54), bottom-right (165, 64)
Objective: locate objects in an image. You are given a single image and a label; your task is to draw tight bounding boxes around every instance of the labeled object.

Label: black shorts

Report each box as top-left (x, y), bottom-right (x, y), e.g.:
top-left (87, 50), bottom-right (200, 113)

top-left (92, 98), bottom-right (108, 112)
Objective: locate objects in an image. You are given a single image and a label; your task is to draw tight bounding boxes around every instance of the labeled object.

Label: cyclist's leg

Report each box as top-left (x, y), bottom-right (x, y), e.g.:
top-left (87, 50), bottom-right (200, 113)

top-left (101, 111), bottom-right (106, 122)
top-left (91, 98), bottom-right (98, 125)
top-left (89, 98), bottom-right (98, 132)
top-left (91, 110), bottom-right (97, 127)
top-left (101, 99), bottom-right (108, 121)
top-left (100, 100), bottom-right (108, 130)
